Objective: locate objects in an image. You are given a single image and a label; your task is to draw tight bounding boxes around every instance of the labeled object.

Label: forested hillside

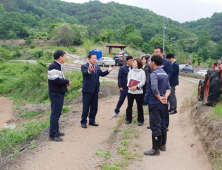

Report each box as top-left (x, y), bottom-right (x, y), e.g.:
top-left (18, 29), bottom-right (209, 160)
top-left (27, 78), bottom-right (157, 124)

top-left (182, 12), bottom-right (222, 43)
top-left (0, 0), bottom-right (222, 63)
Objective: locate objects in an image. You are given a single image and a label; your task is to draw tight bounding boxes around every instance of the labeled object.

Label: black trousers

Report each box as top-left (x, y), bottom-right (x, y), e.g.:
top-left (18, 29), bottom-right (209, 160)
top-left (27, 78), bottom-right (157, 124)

top-left (49, 91), bottom-right (65, 137)
top-left (149, 103), bottom-right (167, 135)
top-left (142, 83), bottom-right (147, 103)
top-left (126, 93), bottom-right (144, 123)
top-left (81, 91), bottom-right (98, 125)
top-left (164, 104), bottom-right (169, 128)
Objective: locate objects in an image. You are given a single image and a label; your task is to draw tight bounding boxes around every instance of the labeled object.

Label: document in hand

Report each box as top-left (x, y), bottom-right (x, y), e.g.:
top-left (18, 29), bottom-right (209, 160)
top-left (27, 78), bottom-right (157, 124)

top-left (128, 79), bottom-right (140, 87)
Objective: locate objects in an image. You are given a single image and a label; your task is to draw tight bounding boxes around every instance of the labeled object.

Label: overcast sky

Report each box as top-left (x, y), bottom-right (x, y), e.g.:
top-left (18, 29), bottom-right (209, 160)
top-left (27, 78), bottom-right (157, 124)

top-left (62, 0), bottom-right (222, 23)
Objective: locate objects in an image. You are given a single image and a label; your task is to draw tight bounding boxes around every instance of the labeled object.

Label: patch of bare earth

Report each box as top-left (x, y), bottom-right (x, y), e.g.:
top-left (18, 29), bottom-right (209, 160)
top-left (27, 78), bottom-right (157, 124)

top-left (189, 98), bottom-right (222, 169)
top-left (0, 97), bottom-right (14, 130)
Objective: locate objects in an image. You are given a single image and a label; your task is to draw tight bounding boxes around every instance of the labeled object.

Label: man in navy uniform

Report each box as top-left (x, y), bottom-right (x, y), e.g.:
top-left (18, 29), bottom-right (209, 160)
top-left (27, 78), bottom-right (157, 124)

top-left (166, 54), bottom-right (179, 114)
top-left (113, 56), bottom-right (133, 118)
top-left (154, 47), bottom-right (172, 130)
top-left (81, 53), bottom-right (114, 128)
top-left (48, 50), bottom-right (71, 142)
top-left (144, 55), bottom-right (171, 156)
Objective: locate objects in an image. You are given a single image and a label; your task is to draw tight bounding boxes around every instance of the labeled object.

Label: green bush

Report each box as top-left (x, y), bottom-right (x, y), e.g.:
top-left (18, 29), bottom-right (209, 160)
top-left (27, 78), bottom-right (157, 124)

top-left (32, 50), bottom-right (44, 58)
top-left (0, 63), bottom-right (83, 105)
top-left (30, 44), bottom-right (35, 49)
top-left (68, 46), bottom-right (77, 53)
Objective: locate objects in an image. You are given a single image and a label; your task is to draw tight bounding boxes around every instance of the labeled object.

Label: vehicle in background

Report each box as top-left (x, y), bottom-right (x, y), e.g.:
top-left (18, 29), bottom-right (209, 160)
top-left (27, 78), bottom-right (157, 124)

top-left (113, 55), bottom-right (125, 66)
top-left (118, 50), bottom-right (128, 56)
top-left (180, 64), bottom-right (194, 73)
top-left (97, 57), bottom-right (115, 67)
top-left (196, 70), bottom-right (207, 76)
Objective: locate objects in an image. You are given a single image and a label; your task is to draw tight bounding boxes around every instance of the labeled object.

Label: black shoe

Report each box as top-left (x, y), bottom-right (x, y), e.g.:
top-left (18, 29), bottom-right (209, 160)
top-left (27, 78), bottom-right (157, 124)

top-left (49, 136), bottom-right (63, 142)
top-left (58, 132), bottom-right (65, 137)
top-left (81, 124), bottom-right (87, 128)
top-left (144, 134), bottom-right (161, 156)
top-left (89, 122), bottom-right (99, 126)
top-left (138, 122), bottom-right (144, 126)
top-left (160, 131), bottom-right (167, 151)
top-left (169, 110), bottom-right (177, 115)
top-left (125, 121), bottom-right (131, 124)
top-left (147, 126), bottom-right (151, 129)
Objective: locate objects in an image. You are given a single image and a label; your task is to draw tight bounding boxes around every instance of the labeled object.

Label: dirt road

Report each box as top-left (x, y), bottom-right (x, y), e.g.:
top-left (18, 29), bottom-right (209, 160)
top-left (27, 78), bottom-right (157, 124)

top-left (8, 78), bottom-right (212, 170)
top-left (0, 97), bottom-right (14, 130)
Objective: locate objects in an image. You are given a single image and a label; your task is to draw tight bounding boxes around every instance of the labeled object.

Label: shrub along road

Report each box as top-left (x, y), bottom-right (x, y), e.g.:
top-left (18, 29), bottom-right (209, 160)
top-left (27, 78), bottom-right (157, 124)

top-left (6, 77), bottom-right (212, 170)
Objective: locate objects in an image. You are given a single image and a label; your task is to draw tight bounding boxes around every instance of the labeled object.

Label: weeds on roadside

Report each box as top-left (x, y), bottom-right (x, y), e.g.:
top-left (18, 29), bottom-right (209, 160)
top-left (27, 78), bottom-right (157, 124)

top-left (96, 149), bottom-right (111, 159)
top-left (213, 104), bottom-right (222, 118)
top-left (0, 119), bottom-right (49, 154)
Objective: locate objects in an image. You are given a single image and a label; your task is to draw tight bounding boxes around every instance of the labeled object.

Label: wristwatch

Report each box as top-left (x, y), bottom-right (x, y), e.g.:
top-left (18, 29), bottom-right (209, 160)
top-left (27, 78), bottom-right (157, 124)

top-left (137, 86), bottom-right (140, 90)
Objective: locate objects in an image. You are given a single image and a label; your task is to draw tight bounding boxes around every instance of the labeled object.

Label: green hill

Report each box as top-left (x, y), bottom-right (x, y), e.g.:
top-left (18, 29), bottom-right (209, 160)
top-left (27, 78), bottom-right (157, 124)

top-left (0, 0), bottom-right (222, 62)
top-left (182, 12), bottom-right (222, 42)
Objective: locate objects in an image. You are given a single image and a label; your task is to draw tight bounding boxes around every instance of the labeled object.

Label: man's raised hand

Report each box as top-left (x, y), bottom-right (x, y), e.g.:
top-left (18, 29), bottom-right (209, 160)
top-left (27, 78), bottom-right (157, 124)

top-left (88, 65), bottom-right (93, 73)
top-left (108, 65), bottom-right (114, 72)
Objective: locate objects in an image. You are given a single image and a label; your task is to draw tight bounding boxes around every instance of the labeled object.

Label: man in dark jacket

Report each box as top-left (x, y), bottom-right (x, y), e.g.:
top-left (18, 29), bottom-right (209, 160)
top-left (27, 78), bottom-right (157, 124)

top-left (113, 56), bottom-right (133, 117)
top-left (48, 50), bottom-right (71, 142)
top-left (166, 54), bottom-right (179, 114)
top-left (154, 47), bottom-right (173, 129)
top-left (144, 55), bottom-right (171, 156)
top-left (81, 53), bottom-right (114, 128)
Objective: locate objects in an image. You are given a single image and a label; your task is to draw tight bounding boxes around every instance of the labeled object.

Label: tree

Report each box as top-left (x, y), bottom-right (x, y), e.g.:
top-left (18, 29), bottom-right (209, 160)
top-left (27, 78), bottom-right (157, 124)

top-left (197, 31), bottom-right (211, 48)
top-left (125, 32), bottom-right (144, 48)
top-left (147, 37), bottom-right (170, 54)
top-left (122, 24), bottom-right (135, 41)
top-left (12, 22), bottom-right (29, 38)
top-left (71, 24), bottom-right (88, 45)
top-left (83, 41), bottom-right (93, 56)
top-left (52, 23), bottom-right (75, 47)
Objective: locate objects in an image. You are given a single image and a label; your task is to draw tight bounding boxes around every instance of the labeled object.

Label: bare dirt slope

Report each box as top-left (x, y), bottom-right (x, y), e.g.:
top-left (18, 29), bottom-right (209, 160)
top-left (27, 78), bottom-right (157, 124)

top-left (8, 79), bottom-right (212, 170)
top-left (0, 97), bottom-right (14, 130)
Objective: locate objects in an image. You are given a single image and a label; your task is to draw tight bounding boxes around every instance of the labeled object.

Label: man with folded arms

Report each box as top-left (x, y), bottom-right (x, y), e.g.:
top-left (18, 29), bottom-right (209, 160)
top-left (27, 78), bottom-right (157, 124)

top-left (144, 55), bottom-right (171, 156)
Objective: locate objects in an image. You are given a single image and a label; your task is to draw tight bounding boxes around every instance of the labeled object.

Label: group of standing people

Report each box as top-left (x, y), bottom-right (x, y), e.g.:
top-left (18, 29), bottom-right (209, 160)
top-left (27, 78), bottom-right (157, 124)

top-left (47, 47), bottom-right (179, 157)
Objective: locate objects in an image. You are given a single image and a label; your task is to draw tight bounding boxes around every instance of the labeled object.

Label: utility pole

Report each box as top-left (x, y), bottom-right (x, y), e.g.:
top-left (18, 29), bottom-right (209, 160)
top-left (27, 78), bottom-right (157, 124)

top-left (123, 53), bottom-right (125, 66)
top-left (163, 17), bottom-right (165, 55)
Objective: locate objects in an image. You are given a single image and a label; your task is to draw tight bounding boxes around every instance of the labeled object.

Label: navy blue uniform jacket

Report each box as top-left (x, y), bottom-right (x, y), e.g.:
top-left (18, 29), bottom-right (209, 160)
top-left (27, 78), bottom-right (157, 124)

top-left (81, 63), bottom-right (109, 93)
top-left (118, 65), bottom-right (132, 89)
top-left (169, 60), bottom-right (179, 86)
top-left (162, 58), bottom-right (173, 79)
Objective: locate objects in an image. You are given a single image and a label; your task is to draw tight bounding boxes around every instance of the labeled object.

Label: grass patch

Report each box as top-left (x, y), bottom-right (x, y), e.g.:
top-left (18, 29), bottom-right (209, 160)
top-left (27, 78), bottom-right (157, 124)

top-left (122, 129), bottom-right (140, 139)
top-left (213, 104), bottom-right (222, 118)
top-left (18, 111), bottom-right (40, 119)
top-left (62, 106), bottom-right (70, 115)
top-left (101, 165), bottom-right (121, 170)
top-left (96, 149), bottom-right (111, 159)
top-left (0, 63), bottom-right (82, 106)
top-left (0, 119), bottom-right (49, 154)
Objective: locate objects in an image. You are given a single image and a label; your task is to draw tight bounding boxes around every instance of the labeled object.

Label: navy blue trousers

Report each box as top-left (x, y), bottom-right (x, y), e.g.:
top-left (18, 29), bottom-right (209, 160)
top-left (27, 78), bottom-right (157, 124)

top-left (164, 104), bottom-right (169, 128)
top-left (114, 88), bottom-right (128, 114)
top-left (149, 103), bottom-right (167, 135)
top-left (81, 91), bottom-right (98, 124)
top-left (49, 91), bottom-right (65, 137)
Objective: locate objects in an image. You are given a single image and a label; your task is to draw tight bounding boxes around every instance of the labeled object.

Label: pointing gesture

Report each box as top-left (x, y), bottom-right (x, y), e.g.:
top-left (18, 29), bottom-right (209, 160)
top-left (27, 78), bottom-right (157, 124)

top-left (108, 65), bottom-right (114, 72)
